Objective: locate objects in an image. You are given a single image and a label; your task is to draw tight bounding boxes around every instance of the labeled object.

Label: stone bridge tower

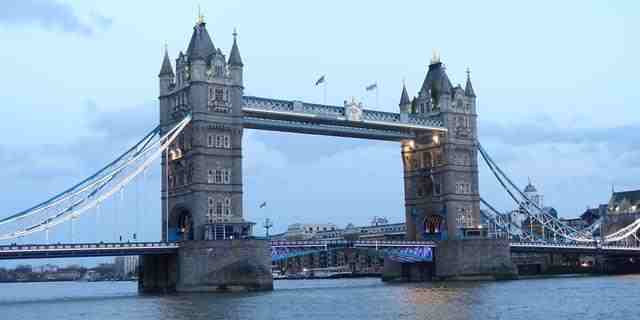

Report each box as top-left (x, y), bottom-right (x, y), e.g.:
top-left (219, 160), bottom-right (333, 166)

top-left (158, 17), bottom-right (252, 242)
top-left (401, 55), bottom-right (481, 241)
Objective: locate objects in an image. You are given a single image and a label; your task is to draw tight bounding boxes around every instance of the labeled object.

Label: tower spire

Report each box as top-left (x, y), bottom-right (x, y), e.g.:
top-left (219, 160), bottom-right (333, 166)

top-left (399, 81), bottom-right (410, 106)
top-left (465, 67), bottom-right (476, 97)
top-left (431, 49), bottom-right (441, 64)
top-left (196, 5), bottom-right (204, 25)
top-left (159, 44), bottom-right (174, 77)
top-left (228, 28), bottom-right (243, 67)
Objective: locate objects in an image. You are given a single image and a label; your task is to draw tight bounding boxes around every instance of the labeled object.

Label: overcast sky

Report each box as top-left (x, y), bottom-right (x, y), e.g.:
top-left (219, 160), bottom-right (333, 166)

top-left (0, 0), bottom-right (638, 266)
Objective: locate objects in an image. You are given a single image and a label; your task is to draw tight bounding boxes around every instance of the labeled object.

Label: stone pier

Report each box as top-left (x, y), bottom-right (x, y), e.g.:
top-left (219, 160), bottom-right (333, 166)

top-left (139, 240), bottom-right (273, 293)
top-left (434, 239), bottom-right (517, 280)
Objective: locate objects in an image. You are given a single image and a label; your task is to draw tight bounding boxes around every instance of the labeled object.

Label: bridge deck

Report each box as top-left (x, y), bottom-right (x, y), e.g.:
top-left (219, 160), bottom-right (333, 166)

top-left (0, 242), bottom-right (179, 260)
top-left (2, 240), bottom-right (639, 260)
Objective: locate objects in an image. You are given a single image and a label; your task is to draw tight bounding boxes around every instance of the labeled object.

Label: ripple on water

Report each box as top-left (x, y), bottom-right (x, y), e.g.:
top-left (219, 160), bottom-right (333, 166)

top-left (0, 276), bottom-right (639, 320)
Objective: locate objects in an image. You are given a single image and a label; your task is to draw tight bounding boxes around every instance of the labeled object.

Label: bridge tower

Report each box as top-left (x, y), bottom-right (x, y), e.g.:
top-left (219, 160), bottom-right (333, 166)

top-left (159, 18), bottom-right (253, 242)
top-left (401, 55), bottom-right (481, 241)
top-left (143, 16), bottom-right (271, 293)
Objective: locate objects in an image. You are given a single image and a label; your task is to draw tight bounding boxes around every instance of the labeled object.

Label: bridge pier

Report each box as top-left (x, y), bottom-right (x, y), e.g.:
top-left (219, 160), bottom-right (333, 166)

top-left (381, 259), bottom-right (433, 282)
top-left (139, 254), bottom-right (178, 293)
top-left (434, 239), bottom-right (517, 280)
top-left (139, 240), bottom-right (273, 293)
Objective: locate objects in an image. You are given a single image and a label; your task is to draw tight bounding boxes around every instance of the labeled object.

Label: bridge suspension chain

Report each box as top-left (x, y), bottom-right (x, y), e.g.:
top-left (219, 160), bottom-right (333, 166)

top-left (478, 142), bottom-right (640, 244)
top-left (0, 115), bottom-right (192, 242)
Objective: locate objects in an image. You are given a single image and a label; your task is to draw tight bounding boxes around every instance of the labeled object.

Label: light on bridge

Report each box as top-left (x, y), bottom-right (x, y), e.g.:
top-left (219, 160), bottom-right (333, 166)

top-left (432, 134), bottom-right (440, 145)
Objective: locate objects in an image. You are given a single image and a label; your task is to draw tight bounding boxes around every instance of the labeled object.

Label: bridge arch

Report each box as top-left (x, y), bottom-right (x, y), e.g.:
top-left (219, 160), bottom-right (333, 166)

top-left (169, 206), bottom-right (194, 241)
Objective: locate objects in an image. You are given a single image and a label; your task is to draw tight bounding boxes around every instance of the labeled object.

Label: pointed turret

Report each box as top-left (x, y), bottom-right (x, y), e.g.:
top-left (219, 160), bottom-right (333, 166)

top-left (465, 68), bottom-right (476, 97)
top-left (158, 47), bottom-right (174, 77)
top-left (420, 52), bottom-right (453, 96)
top-left (228, 29), bottom-right (243, 67)
top-left (399, 83), bottom-right (410, 106)
top-left (186, 17), bottom-right (216, 61)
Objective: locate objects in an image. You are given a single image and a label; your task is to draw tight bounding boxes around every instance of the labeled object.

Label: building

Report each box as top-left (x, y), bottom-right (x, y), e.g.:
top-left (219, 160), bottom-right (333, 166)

top-left (160, 18), bottom-right (253, 242)
top-left (509, 180), bottom-right (561, 240)
top-left (399, 54), bottom-right (481, 241)
top-left (608, 189), bottom-right (640, 215)
top-left (603, 189), bottom-right (640, 237)
top-left (114, 256), bottom-right (139, 278)
top-left (283, 223), bottom-right (338, 240)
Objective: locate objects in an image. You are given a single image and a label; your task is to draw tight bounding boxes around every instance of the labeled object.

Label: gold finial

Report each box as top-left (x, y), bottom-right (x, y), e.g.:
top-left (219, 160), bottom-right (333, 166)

top-left (233, 27), bottom-right (238, 40)
top-left (196, 5), bottom-right (204, 24)
top-left (402, 77), bottom-right (406, 87)
top-left (164, 42), bottom-right (168, 53)
top-left (431, 49), bottom-right (440, 64)
top-left (466, 67), bottom-right (471, 79)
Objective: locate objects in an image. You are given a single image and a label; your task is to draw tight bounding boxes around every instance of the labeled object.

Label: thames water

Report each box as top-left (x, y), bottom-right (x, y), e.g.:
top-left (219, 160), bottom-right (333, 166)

top-left (1, 276), bottom-right (638, 319)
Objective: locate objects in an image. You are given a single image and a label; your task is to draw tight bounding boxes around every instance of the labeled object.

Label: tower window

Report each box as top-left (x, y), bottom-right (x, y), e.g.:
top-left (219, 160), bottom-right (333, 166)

top-left (208, 134), bottom-right (214, 147)
top-left (208, 170), bottom-right (214, 184)
top-left (208, 197), bottom-right (214, 223)
top-left (223, 169), bottom-right (231, 184)
top-left (215, 169), bottom-right (223, 184)
top-left (215, 88), bottom-right (224, 101)
top-left (215, 64), bottom-right (224, 77)
top-left (215, 200), bottom-right (223, 216)
top-left (224, 198), bottom-right (231, 216)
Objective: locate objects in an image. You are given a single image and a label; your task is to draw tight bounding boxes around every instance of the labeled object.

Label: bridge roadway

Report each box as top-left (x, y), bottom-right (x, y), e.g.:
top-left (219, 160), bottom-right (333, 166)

top-left (1, 240), bottom-right (638, 260)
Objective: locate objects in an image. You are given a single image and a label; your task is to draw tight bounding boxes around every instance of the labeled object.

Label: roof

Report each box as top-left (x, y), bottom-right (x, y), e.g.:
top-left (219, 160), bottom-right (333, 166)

top-left (399, 84), bottom-right (410, 106)
top-left (186, 22), bottom-right (216, 60)
top-left (611, 190), bottom-right (640, 204)
top-left (420, 62), bottom-right (452, 95)
top-left (524, 182), bottom-right (537, 193)
top-left (158, 49), bottom-right (174, 77)
top-left (465, 74), bottom-right (476, 97)
top-left (228, 35), bottom-right (243, 66)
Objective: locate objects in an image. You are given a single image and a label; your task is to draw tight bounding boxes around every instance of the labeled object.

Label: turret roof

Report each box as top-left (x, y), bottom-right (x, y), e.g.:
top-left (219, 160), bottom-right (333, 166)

top-left (465, 70), bottom-right (476, 97)
top-left (420, 62), bottom-right (453, 95)
top-left (158, 48), bottom-right (174, 77)
top-left (399, 83), bottom-right (410, 106)
top-left (228, 31), bottom-right (243, 67)
top-left (186, 21), bottom-right (216, 60)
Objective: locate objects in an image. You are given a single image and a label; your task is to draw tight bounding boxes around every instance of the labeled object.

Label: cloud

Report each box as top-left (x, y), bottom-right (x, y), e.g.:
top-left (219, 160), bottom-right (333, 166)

top-left (0, 0), bottom-right (112, 36)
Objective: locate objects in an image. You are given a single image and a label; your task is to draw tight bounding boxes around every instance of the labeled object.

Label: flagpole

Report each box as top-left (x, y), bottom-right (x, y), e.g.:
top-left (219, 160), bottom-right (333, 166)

top-left (323, 81), bottom-right (327, 105)
top-left (375, 84), bottom-right (379, 108)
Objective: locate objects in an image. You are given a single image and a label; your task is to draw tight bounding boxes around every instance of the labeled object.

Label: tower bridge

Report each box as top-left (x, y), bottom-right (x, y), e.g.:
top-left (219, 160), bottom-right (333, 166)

top-left (2, 16), bottom-right (640, 291)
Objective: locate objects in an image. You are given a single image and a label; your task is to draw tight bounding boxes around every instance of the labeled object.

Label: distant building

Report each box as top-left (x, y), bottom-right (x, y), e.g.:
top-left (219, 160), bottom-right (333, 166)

top-left (581, 204), bottom-right (607, 225)
top-left (608, 189), bottom-right (640, 215)
top-left (603, 189), bottom-right (640, 236)
top-left (114, 256), bottom-right (139, 278)
top-left (283, 223), bottom-right (337, 240)
top-left (517, 180), bottom-right (561, 240)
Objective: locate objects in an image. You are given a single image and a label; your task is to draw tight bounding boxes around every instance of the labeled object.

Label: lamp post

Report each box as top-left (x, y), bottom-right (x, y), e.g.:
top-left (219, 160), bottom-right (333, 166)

top-left (259, 202), bottom-right (272, 239)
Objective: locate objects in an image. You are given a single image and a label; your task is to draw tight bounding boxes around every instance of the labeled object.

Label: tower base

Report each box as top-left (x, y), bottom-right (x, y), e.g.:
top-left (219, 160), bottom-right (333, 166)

top-left (139, 240), bottom-right (273, 293)
top-left (434, 238), bottom-right (518, 280)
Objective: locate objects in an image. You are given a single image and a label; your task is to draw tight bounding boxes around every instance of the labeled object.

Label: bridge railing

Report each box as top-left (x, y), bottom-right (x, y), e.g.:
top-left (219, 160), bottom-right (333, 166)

top-left (0, 242), bottom-right (180, 252)
top-left (243, 96), bottom-right (444, 129)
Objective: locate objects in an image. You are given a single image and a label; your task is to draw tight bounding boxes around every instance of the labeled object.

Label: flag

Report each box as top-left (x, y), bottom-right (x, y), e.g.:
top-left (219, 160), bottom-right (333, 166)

top-left (259, 201), bottom-right (267, 208)
top-left (315, 75), bottom-right (326, 86)
top-left (365, 83), bottom-right (377, 91)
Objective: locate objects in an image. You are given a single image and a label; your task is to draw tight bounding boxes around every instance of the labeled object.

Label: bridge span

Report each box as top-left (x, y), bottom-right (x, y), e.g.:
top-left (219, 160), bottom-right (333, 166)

top-left (2, 240), bottom-right (639, 261)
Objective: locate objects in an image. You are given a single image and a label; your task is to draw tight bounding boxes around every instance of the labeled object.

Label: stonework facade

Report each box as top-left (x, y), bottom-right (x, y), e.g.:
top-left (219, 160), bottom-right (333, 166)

top-left (159, 20), bottom-right (252, 241)
top-left (400, 58), bottom-right (481, 241)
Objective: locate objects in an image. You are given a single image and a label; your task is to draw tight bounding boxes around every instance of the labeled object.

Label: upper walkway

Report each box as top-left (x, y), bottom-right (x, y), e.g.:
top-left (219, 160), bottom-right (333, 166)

top-left (242, 96), bottom-right (445, 141)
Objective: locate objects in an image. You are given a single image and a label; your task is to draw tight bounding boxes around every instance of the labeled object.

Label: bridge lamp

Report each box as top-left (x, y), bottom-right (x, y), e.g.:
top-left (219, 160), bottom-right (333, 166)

top-left (432, 134), bottom-right (440, 145)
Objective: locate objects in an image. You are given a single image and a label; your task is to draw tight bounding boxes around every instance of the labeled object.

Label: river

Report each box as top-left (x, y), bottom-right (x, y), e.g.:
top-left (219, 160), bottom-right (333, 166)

top-left (0, 276), bottom-right (638, 319)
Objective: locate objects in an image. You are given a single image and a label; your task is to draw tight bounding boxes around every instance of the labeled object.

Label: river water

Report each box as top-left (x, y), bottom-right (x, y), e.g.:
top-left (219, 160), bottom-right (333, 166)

top-left (0, 276), bottom-right (638, 319)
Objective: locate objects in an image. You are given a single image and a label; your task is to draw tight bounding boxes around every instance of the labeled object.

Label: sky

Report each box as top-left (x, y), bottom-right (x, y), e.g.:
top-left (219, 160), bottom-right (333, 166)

top-left (0, 0), bottom-right (639, 266)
